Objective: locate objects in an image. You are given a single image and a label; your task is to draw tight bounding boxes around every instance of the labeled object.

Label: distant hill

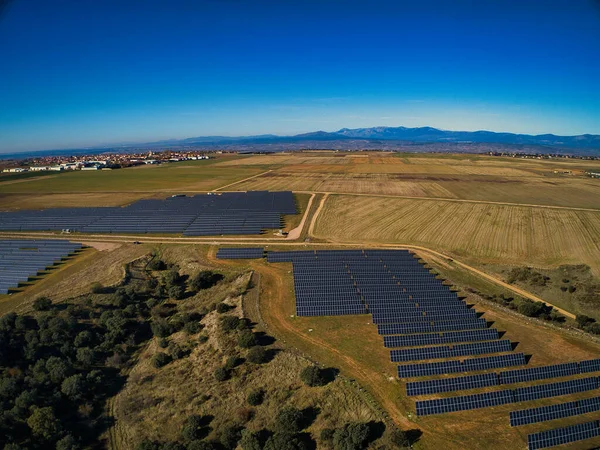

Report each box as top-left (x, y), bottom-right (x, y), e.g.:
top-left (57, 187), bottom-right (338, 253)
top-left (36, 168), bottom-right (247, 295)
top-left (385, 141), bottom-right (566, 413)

top-left (3, 126), bottom-right (599, 159)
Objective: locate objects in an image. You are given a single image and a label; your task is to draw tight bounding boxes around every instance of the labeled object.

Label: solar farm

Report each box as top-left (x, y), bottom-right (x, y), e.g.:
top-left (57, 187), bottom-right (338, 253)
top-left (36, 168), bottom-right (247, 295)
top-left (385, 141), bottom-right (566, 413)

top-left (0, 191), bottom-right (296, 236)
top-left (0, 239), bottom-right (83, 294)
top-left (259, 248), bottom-right (600, 450)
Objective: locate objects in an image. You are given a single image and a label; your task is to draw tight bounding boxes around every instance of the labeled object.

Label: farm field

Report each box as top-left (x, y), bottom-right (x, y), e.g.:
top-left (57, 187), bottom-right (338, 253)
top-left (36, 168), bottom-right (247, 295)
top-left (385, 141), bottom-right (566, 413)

top-left (311, 195), bottom-right (600, 273)
top-left (0, 157), bottom-right (264, 195)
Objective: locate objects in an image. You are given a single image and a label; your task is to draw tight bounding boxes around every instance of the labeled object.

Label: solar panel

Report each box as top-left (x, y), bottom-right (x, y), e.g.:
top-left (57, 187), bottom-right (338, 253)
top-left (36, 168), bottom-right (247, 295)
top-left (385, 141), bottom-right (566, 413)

top-left (390, 340), bottom-right (513, 362)
top-left (510, 396), bottom-right (600, 427)
top-left (384, 329), bottom-right (499, 348)
top-left (527, 419), bottom-right (600, 450)
top-left (216, 247), bottom-right (264, 259)
top-left (499, 362), bottom-right (579, 385)
top-left (407, 373), bottom-right (499, 396)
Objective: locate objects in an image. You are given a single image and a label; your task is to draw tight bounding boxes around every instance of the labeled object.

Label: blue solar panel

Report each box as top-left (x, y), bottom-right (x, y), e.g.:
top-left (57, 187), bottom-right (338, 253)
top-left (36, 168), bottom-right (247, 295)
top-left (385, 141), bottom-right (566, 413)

top-left (527, 419), bottom-right (600, 450)
top-left (510, 396), bottom-right (600, 426)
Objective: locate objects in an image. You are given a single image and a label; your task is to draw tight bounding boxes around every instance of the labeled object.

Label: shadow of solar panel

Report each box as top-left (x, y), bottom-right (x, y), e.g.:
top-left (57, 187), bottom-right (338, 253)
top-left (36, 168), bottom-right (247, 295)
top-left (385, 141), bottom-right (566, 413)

top-left (527, 419), bottom-right (600, 450)
top-left (510, 396), bottom-right (600, 427)
top-left (390, 340), bottom-right (513, 362)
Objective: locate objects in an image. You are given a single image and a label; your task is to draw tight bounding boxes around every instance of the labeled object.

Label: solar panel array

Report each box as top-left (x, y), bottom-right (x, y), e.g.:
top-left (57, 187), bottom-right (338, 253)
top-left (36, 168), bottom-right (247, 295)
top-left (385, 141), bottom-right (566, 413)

top-left (527, 420), bottom-right (600, 450)
top-left (0, 191), bottom-right (296, 236)
top-left (398, 353), bottom-right (527, 378)
top-left (510, 396), bottom-right (600, 427)
top-left (384, 328), bottom-right (499, 348)
top-left (0, 239), bottom-right (83, 294)
top-left (415, 376), bottom-right (600, 416)
top-left (390, 340), bottom-right (513, 362)
top-left (216, 247), bottom-right (264, 259)
top-left (406, 361), bottom-right (594, 396)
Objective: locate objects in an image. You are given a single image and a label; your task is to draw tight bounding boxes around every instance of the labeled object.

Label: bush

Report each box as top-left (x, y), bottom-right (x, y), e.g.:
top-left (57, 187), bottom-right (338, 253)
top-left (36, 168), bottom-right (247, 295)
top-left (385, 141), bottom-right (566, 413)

top-left (236, 318), bottom-right (251, 330)
top-left (216, 303), bottom-right (230, 313)
top-left (158, 338), bottom-right (169, 348)
top-left (517, 299), bottom-right (546, 318)
top-left (332, 422), bottom-right (371, 450)
top-left (33, 297), bottom-right (52, 311)
top-left (247, 389), bottom-right (264, 406)
top-left (568, 285), bottom-right (576, 293)
top-left (181, 415), bottom-right (211, 442)
top-left (246, 346), bottom-right (269, 364)
top-left (321, 428), bottom-right (335, 441)
top-left (152, 352), bottom-right (172, 368)
top-left (240, 429), bottom-right (263, 450)
top-left (163, 269), bottom-right (184, 287)
top-left (300, 366), bottom-right (327, 387)
top-left (238, 330), bottom-right (257, 348)
top-left (389, 428), bottom-right (409, 447)
top-left (214, 367), bottom-right (230, 382)
top-left (147, 259), bottom-right (166, 271)
top-left (168, 284), bottom-right (186, 300)
top-left (151, 319), bottom-right (172, 338)
top-left (586, 323), bottom-right (600, 335)
top-left (264, 432), bottom-right (311, 450)
top-left (225, 356), bottom-right (243, 370)
top-left (198, 335), bottom-right (209, 344)
top-left (576, 315), bottom-right (596, 327)
top-left (273, 407), bottom-right (305, 434)
top-left (189, 271), bottom-right (223, 291)
top-left (184, 321), bottom-right (202, 335)
top-left (220, 316), bottom-right (241, 332)
top-left (220, 425), bottom-right (243, 450)
top-left (90, 282), bottom-right (105, 294)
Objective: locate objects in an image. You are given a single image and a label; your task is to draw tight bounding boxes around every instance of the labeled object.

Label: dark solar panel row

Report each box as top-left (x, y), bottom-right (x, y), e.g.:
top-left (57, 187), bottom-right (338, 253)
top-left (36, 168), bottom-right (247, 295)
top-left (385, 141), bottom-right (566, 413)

top-left (0, 191), bottom-right (296, 236)
top-left (527, 419), bottom-right (600, 450)
top-left (0, 239), bottom-right (83, 294)
top-left (384, 328), bottom-right (499, 348)
top-left (406, 360), bottom-right (598, 396)
top-left (510, 396), bottom-right (600, 426)
top-left (415, 376), bottom-right (600, 416)
top-left (390, 340), bottom-right (513, 362)
top-left (398, 353), bottom-right (527, 378)
top-left (216, 248), bottom-right (265, 259)
top-left (378, 318), bottom-right (488, 335)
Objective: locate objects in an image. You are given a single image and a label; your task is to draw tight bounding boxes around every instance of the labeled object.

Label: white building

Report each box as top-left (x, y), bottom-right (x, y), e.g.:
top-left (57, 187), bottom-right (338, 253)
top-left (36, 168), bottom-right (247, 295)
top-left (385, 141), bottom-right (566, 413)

top-left (2, 168), bottom-right (27, 173)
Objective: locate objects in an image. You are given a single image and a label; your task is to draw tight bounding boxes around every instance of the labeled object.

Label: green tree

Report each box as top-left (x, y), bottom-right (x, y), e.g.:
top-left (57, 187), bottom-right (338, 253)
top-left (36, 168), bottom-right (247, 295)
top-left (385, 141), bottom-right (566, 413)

top-left (273, 407), bottom-right (305, 434)
top-left (46, 356), bottom-right (71, 384)
top-left (56, 434), bottom-right (81, 450)
top-left (246, 389), bottom-right (264, 406)
top-left (239, 429), bottom-right (262, 450)
top-left (237, 330), bottom-right (257, 348)
top-left (220, 425), bottom-right (243, 449)
top-left (220, 316), bottom-right (241, 332)
top-left (214, 367), bottom-right (230, 382)
top-left (300, 366), bottom-right (327, 387)
top-left (216, 303), bottom-right (230, 313)
top-left (27, 407), bottom-right (62, 441)
top-left (33, 297), bottom-right (52, 311)
top-left (152, 353), bottom-right (172, 368)
top-left (168, 284), bottom-right (186, 300)
top-left (61, 374), bottom-right (86, 401)
top-left (74, 330), bottom-right (93, 347)
top-left (264, 433), bottom-right (311, 450)
top-left (151, 319), bottom-right (172, 338)
top-left (76, 347), bottom-right (96, 367)
top-left (189, 270), bottom-right (223, 291)
top-left (246, 346), bottom-right (269, 364)
top-left (332, 422), bottom-right (371, 450)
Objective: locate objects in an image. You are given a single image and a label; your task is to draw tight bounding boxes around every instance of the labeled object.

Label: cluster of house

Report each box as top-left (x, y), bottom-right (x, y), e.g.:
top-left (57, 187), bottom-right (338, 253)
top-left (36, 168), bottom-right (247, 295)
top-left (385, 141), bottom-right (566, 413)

top-left (2, 160), bottom-right (110, 173)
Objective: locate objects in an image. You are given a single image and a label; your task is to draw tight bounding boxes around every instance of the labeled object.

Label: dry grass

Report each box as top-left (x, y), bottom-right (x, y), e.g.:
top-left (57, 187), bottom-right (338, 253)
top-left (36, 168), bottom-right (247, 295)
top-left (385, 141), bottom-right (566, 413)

top-left (312, 195), bottom-right (600, 273)
top-left (0, 192), bottom-right (155, 209)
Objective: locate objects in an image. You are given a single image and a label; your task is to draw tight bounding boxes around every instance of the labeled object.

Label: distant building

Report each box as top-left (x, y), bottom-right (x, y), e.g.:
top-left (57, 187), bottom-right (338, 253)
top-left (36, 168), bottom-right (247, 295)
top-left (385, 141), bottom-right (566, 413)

top-left (2, 168), bottom-right (27, 173)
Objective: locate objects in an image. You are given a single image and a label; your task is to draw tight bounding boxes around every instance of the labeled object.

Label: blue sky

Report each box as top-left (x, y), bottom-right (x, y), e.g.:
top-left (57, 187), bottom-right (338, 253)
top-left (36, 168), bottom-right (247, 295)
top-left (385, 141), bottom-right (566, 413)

top-left (1, 0), bottom-right (599, 152)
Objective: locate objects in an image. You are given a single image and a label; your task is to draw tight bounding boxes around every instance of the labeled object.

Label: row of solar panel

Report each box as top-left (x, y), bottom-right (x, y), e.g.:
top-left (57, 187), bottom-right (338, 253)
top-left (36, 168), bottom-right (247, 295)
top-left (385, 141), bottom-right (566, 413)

top-left (407, 360), bottom-right (600, 395)
top-left (216, 248), bottom-right (265, 259)
top-left (511, 396), bottom-right (600, 427)
top-left (527, 419), bottom-right (600, 450)
top-left (385, 328), bottom-right (499, 348)
top-left (391, 339), bottom-right (512, 362)
top-left (415, 376), bottom-right (600, 416)
top-left (379, 318), bottom-right (489, 336)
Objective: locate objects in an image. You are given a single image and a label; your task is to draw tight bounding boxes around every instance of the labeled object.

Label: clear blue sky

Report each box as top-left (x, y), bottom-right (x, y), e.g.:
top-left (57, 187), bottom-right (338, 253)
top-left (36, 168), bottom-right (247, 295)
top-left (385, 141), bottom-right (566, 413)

top-left (1, 0), bottom-right (599, 152)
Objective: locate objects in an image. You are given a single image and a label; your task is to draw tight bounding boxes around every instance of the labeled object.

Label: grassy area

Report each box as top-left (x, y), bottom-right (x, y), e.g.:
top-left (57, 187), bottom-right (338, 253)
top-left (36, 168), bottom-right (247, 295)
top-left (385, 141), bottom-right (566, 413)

top-left (0, 157), bottom-right (264, 194)
top-left (312, 195), bottom-right (600, 273)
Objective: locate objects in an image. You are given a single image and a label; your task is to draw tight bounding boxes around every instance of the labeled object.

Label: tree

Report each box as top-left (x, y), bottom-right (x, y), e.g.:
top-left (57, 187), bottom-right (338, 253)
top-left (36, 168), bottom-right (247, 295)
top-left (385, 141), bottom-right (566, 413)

top-left (220, 425), bottom-right (243, 449)
top-left (181, 415), bottom-right (211, 442)
top-left (61, 374), bottom-right (86, 401)
top-left (76, 347), bottom-right (96, 367)
top-left (216, 303), bottom-right (230, 313)
top-left (152, 353), bottom-right (172, 368)
top-left (247, 389), bottom-right (264, 406)
top-left (332, 422), bottom-right (371, 450)
top-left (576, 315), bottom-right (596, 328)
top-left (56, 434), bottom-right (81, 450)
top-left (273, 407), bottom-right (305, 434)
top-left (237, 330), bottom-right (257, 348)
top-left (300, 366), bottom-right (327, 387)
top-left (246, 346), bottom-right (269, 364)
top-left (189, 271), bottom-right (223, 291)
top-left (184, 321), bottom-right (202, 335)
top-left (90, 282), bottom-right (105, 294)
top-left (225, 356), bottom-right (243, 370)
top-left (517, 299), bottom-right (545, 318)
top-left (220, 316), bottom-right (241, 332)
top-left (27, 407), bottom-right (62, 441)
top-left (264, 433), bottom-right (311, 450)
top-left (33, 297), bottom-right (52, 311)
top-left (151, 319), bottom-right (172, 338)
top-left (74, 330), bottom-right (93, 348)
top-left (147, 259), bottom-right (166, 271)
top-left (168, 284), bottom-right (186, 300)
top-left (214, 367), bottom-right (230, 382)
top-left (389, 428), bottom-right (409, 447)
top-left (321, 428), bottom-right (335, 442)
top-left (239, 429), bottom-right (263, 450)
top-left (163, 269), bottom-right (184, 287)
top-left (46, 356), bottom-right (71, 384)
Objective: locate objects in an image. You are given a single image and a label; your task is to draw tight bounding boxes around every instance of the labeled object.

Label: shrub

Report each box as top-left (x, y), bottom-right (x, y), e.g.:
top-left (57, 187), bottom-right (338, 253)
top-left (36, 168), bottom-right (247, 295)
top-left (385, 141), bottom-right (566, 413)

top-left (90, 282), bottom-right (105, 294)
top-left (273, 407), bottom-right (305, 434)
top-left (55, 434), bottom-right (80, 450)
top-left (216, 303), bottom-right (230, 313)
top-left (181, 415), bottom-right (211, 442)
top-left (237, 330), bottom-right (257, 348)
top-left (586, 323), bottom-right (600, 335)
top-left (246, 346), bottom-right (269, 364)
top-left (220, 316), bottom-right (241, 332)
top-left (236, 318), bottom-right (250, 330)
top-left (163, 269), bottom-right (184, 287)
top-left (240, 429), bottom-right (263, 450)
top-left (300, 365), bottom-right (327, 387)
top-left (147, 259), bottom-right (166, 271)
top-left (151, 319), bottom-right (172, 338)
top-left (198, 335), bottom-right (209, 344)
top-left (158, 338), bottom-right (169, 348)
top-left (568, 285), bottom-right (576, 293)
top-left (225, 356), bottom-right (243, 370)
top-left (321, 428), bottom-right (335, 441)
top-left (33, 297), bottom-right (52, 311)
top-left (190, 271), bottom-right (223, 291)
top-left (184, 321), bottom-right (202, 335)
top-left (220, 425), bottom-right (243, 450)
top-left (214, 367), bottom-right (230, 381)
top-left (332, 422), bottom-right (371, 450)
top-left (264, 432), bottom-right (311, 450)
top-left (389, 428), bottom-right (409, 447)
top-left (247, 389), bottom-right (264, 406)
top-left (517, 299), bottom-right (545, 318)
top-left (168, 284), bottom-right (186, 300)
top-left (152, 352), bottom-right (172, 368)
top-left (576, 315), bottom-right (596, 328)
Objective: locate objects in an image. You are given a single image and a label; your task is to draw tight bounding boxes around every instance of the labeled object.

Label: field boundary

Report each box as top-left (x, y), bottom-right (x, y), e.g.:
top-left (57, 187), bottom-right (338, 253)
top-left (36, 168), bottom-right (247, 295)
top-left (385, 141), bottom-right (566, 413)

top-left (211, 169), bottom-right (273, 191)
